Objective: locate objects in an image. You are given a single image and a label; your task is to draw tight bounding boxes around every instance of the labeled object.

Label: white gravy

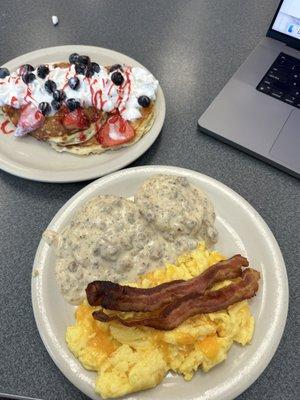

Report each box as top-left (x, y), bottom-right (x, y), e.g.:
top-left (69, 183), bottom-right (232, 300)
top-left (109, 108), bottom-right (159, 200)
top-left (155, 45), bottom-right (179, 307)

top-left (135, 175), bottom-right (218, 250)
top-left (44, 175), bottom-right (218, 305)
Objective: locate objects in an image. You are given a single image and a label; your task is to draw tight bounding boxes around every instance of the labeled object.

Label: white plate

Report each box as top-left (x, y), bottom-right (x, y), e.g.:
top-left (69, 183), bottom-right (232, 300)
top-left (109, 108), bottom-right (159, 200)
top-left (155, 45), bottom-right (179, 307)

top-left (32, 166), bottom-right (289, 400)
top-left (0, 46), bottom-right (165, 182)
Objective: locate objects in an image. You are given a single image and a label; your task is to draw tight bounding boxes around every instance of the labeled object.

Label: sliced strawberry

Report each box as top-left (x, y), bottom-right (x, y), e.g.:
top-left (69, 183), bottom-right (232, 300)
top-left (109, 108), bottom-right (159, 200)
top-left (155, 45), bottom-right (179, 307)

top-left (97, 115), bottom-right (135, 147)
top-left (14, 103), bottom-right (44, 136)
top-left (62, 108), bottom-right (89, 131)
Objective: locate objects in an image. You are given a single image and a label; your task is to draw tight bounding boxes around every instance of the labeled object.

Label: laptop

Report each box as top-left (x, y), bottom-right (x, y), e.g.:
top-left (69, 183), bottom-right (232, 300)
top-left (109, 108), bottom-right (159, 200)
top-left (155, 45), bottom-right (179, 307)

top-left (198, 0), bottom-right (300, 178)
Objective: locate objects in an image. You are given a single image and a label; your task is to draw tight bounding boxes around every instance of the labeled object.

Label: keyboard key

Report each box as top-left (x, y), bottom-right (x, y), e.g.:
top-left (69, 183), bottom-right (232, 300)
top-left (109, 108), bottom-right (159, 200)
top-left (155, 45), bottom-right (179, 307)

top-left (262, 78), bottom-right (272, 85)
top-left (277, 54), bottom-right (294, 68)
top-left (289, 80), bottom-right (300, 88)
top-left (267, 72), bottom-right (288, 83)
top-left (256, 52), bottom-right (300, 110)
top-left (270, 66), bottom-right (289, 76)
top-left (291, 73), bottom-right (300, 80)
top-left (270, 90), bottom-right (283, 99)
top-left (258, 84), bottom-right (271, 93)
top-left (283, 95), bottom-right (297, 105)
top-left (293, 65), bottom-right (300, 74)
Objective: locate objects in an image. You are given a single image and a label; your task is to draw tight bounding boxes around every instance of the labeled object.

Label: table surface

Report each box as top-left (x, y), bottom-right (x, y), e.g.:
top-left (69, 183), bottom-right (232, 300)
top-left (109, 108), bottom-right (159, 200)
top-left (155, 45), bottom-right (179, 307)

top-left (0, 1), bottom-right (299, 399)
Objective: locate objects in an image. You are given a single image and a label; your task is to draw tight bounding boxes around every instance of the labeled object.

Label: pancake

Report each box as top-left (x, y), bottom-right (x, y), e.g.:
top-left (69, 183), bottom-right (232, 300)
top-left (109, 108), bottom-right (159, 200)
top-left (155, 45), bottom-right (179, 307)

top-left (0, 57), bottom-right (158, 156)
top-left (49, 104), bottom-right (155, 156)
top-left (47, 110), bottom-right (107, 146)
top-left (3, 105), bottom-right (105, 144)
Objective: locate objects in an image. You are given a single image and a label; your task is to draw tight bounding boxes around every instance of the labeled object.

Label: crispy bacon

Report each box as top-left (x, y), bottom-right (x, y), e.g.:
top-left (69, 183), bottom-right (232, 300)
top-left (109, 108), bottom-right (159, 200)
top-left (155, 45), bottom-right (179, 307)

top-left (92, 268), bottom-right (260, 330)
top-left (86, 255), bottom-right (248, 312)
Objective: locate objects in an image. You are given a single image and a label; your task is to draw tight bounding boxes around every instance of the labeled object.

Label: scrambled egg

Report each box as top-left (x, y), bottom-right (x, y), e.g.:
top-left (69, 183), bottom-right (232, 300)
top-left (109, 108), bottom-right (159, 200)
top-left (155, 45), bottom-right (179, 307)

top-left (66, 244), bottom-right (255, 399)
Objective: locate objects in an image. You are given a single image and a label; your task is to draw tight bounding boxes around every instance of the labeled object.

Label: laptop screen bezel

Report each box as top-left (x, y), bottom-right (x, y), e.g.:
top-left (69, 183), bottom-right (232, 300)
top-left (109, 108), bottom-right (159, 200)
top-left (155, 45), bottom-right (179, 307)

top-left (267, 0), bottom-right (300, 50)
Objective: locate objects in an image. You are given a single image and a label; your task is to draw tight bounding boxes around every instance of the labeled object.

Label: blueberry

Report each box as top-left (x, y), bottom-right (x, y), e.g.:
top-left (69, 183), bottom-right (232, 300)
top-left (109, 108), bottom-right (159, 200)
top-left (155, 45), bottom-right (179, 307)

top-left (75, 63), bottom-right (86, 75)
top-left (138, 95), bottom-right (151, 107)
top-left (111, 71), bottom-right (124, 86)
top-left (20, 64), bottom-right (34, 73)
top-left (77, 55), bottom-right (90, 66)
top-left (68, 76), bottom-right (80, 90)
top-left (37, 64), bottom-right (49, 79)
top-left (38, 102), bottom-right (51, 115)
top-left (53, 89), bottom-right (66, 102)
top-left (22, 73), bottom-right (36, 84)
top-left (85, 66), bottom-right (94, 78)
top-left (51, 100), bottom-right (61, 111)
top-left (0, 68), bottom-right (10, 79)
top-left (44, 80), bottom-right (57, 94)
top-left (69, 53), bottom-right (80, 64)
top-left (109, 64), bottom-right (122, 73)
top-left (66, 98), bottom-right (80, 111)
top-left (91, 62), bottom-right (100, 73)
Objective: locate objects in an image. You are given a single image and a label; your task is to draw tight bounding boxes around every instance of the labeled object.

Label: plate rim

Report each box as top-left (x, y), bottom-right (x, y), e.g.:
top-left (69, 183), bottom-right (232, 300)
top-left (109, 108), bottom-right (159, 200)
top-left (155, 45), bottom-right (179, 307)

top-left (31, 165), bottom-right (289, 400)
top-left (0, 45), bottom-right (165, 183)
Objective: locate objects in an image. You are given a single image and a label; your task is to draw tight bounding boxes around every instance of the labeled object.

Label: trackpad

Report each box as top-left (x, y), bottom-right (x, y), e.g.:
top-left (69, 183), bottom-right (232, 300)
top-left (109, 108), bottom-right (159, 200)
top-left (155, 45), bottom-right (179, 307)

top-left (270, 110), bottom-right (300, 172)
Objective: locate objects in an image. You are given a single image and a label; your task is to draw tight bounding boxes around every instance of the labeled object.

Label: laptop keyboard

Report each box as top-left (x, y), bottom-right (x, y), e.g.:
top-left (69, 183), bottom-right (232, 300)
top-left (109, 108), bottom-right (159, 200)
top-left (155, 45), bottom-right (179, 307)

top-left (256, 52), bottom-right (300, 108)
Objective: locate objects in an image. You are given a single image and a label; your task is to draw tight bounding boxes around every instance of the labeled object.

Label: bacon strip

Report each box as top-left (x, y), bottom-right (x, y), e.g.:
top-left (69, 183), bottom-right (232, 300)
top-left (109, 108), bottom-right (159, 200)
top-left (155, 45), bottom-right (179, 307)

top-left (86, 255), bottom-right (248, 312)
top-left (92, 268), bottom-right (260, 330)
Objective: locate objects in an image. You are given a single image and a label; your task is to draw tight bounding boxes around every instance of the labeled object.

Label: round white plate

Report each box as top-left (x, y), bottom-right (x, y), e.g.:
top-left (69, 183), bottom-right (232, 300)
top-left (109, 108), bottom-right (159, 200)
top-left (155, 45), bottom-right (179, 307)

top-left (32, 166), bottom-right (289, 400)
top-left (0, 46), bottom-right (165, 182)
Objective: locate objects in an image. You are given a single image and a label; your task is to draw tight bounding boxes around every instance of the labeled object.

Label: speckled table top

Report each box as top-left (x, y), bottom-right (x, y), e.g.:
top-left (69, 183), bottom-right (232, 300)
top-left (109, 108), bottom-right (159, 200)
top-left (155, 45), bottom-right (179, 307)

top-left (0, 1), bottom-right (299, 399)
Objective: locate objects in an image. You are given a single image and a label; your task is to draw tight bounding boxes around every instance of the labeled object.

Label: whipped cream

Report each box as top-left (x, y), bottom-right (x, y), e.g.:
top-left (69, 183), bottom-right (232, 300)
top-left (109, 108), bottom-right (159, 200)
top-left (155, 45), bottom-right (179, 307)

top-left (0, 63), bottom-right (158, 121)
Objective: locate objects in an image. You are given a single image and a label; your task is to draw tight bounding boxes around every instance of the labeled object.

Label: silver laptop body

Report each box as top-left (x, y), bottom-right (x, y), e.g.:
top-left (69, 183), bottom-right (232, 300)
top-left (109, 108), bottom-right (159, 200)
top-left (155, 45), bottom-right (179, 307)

top-left (198, 0), bottom-right (300, 178)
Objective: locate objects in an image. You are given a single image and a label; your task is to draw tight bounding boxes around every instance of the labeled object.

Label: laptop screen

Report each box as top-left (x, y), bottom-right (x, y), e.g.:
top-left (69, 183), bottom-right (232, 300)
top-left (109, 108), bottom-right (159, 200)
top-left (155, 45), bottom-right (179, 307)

top-left (272, 0), bottom-right (300, 39)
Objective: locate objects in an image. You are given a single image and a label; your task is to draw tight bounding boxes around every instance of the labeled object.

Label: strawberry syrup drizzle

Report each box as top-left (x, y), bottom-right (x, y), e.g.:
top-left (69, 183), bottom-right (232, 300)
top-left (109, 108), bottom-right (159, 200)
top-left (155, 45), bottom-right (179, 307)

top-left (0, 120), bottom-right (14, 134)
top-left (62, 65), bottom-right (72, 90)
top-left (118, 67), bottom-right (132, 114)
top-left (124, 68), bottom-right (132, 103)
top-left (107, 83), bottom-right (114, 96)
top-left (88, 78), bottom-right (96, 107)
top-left (116, 97), bottom-right (122, 109)
top-left (24, 87), bottom-right (35, 104)
top-left (18, 66), bottom-right (26, 76)
top-left (10, 96), bottom-right (18, 107)
top-left (95, 119), bottom-right (105, 144)
top-left (86, 77), bottom-right (106, 109)
top-left (92, 78), bottom-right (109, 116)
top-left (94, 90), bottom-right (104, 108)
